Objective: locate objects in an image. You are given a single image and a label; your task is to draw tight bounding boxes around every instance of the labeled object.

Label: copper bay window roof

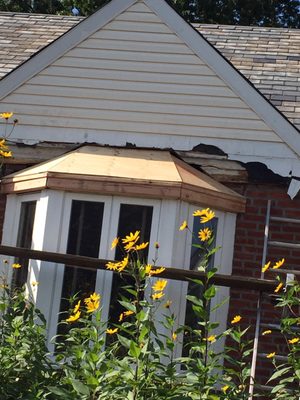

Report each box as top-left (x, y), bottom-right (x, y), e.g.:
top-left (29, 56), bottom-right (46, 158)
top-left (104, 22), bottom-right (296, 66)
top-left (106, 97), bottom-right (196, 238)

top-left (1, 145), bottom-right (245, 213)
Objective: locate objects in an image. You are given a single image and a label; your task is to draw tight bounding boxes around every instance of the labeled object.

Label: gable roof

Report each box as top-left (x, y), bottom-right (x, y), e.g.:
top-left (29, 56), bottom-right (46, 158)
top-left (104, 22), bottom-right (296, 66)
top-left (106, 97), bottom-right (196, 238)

top-left (0, 0), bottom-right (299, 159)
top-left (0, 10), bottom-right (299, 131)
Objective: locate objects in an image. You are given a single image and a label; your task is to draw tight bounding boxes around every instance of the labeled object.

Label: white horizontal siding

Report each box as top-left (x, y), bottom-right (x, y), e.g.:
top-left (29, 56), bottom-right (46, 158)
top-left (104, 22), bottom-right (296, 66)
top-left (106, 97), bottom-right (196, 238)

top-left (64, 48), bottom-right (204, 64)
top-left (41, 66), bottom-right (225, 86)
top-left (5, 94), bottom-right (260, 120)
top-left (77, 38), bottom-right (194, 54)
top-left (17, 84), bottom-right (248, 108)
top-left (2, 0), bottom-right (283, 150)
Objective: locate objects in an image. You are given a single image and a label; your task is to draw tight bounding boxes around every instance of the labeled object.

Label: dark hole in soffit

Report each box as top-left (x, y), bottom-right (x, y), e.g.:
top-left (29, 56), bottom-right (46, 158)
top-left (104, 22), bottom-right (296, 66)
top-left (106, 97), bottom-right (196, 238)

top-left (243, 162), bottom-right (288, 184)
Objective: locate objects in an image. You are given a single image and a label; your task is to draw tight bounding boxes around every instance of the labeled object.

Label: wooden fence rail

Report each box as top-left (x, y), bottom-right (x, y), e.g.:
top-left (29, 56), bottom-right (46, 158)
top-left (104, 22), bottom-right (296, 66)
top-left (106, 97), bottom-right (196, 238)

top-left (0, 245), bottom-right (278, 292)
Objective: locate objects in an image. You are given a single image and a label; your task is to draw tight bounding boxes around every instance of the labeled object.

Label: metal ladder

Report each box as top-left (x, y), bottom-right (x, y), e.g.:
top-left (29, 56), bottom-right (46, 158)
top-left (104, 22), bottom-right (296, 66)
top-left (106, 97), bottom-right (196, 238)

top-left (248, 200), bottom-right (300, 399)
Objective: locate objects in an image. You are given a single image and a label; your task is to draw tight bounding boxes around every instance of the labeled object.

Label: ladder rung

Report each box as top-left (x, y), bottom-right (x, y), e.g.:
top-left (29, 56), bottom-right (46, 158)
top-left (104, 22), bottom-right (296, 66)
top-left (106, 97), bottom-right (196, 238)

top-left (260, 323), bottom-right (281, 331)
top-left (270, 216), bottom-right (300, 224)
top-left (258, 353), bottom-right (288, 362)
top-left (260, 323), bottom-right (300, 333)
top-left (269, 269), bottom-right (300, 276)
top-left (268, 240), bottom-right (300, 249)
top-left (255, 384), bottom-right (293, 394)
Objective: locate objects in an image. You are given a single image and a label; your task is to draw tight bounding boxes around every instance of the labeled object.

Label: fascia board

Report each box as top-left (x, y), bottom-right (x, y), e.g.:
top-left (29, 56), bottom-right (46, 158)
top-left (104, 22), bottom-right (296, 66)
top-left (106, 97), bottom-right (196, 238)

top-left (0, 0), bottom-right (137, 100)
top-left (145, 0), bottom-right (300, 158)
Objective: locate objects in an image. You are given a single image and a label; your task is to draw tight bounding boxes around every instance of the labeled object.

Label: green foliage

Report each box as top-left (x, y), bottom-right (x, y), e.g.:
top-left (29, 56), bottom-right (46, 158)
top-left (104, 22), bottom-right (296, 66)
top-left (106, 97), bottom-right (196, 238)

top-left (0, 0), bottom-right (299, 28)
top-left (1, 210), bottom-right (299, 399)
top-left (0, 284), bottom-right (54, 399)
top-left (267, 279), bottom-right (300, 399)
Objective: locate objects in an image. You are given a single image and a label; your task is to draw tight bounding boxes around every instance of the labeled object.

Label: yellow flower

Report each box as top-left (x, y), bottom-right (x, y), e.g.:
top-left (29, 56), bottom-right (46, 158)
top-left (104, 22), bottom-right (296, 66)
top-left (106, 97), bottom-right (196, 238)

top-left (200, 210), bottom-right (215, 224)
top-left (262, 330), bottom-right (272, 336)
top-left (154, 242), bottom-right (159, 249)
top-left (0, 139), bottom-right (7, 149)
top-left (73, 300), bottom-right (81, 314)
top-left (164, 300), bottom-right (172, 309)
top-left (193, 208), bottom-right (215, 223)
top-left (84, 293), bottom-right (100, 313)
top-left (193, 208), bottom-right (209, 217)
top-left (122, 231), bottom-right (140, 244)
top-left (85, 301), bottom-right (99, 313)
top-left (274, 282), bottom-right (283, 293)
top-left (273, 258), bottom-right (285, 269)
top-left (149, 267), bottom-right (165, 276)
top-left (119, 310), bottom-right (134, 322)
top-left (179, 220), bottom-right (188, 231)
top-left (231, 315), bottom-right (242, 324)
top-left (12, 263), bottom-right (21, 269)
top-left (266, 352), bottom-right (275, 359)
top-left (145, 264), bottom-right (152, 274)
top-left (206, 335), bottom-right (216, 343)
top-left (0, 112), bottom-right (13, 119)
top-left (106, 328), bottom-right (118, 334)
top-left (288, 338), bottom-right (299, 344)
top-left (124, 310), bottom-right (134, 317)
top-left (0, 150), bottom-right (12, 158)
top-left (31, 281), bottom-right (39, 287)
top-left (152, 279), bottom-right (168, 292)
top-left (262, 261), bottom-right (271, 273)
top-left (111, 237), bottom-right (119, 250)
top-left (222, 385), bottom-right (229, 393)
top-left (124, 241), bottom-right (136, 252)
top-left (172, 332), bottom-right (177, 341)
top-left (198, 228), bottom-right (212, 242)
top-left (106, 261), bottom-right (120, 271)
top-left (117, 256), bottom-right (129, 272)
top-left (152, 292), bottom-right (164, 300)
top-left (66, 311), bottom-right (81, 323)
top-left (135, 242), bottom-right (149, 251)
top-left (3, 259), bottom-right (9, 264)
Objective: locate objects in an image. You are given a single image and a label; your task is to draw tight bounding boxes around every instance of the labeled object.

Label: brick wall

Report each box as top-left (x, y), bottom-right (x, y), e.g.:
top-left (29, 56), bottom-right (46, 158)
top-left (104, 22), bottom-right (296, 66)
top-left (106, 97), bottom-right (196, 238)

top-left (227, 181), bottom-right (300, 390)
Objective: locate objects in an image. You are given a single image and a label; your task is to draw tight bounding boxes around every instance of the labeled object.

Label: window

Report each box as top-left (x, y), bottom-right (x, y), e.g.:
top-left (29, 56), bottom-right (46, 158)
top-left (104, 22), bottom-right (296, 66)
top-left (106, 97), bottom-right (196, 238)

top-left (109, 204), bottom-right (153, 323)
top-left (183, 216), bottom-right (218, 355)
top-left (12, 201), bottom-right (36, 287)
top-left (58, 200), bottom-right (104, 326)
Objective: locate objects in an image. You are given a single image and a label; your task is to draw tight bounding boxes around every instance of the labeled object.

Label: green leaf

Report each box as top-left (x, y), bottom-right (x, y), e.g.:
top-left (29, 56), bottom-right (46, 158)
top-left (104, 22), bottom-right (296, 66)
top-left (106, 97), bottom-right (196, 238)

top-left (129, 341), bottom-right (141, 358)
top-left (48, 387), bottom-right (73, 398)
top-left (71, 379), bottom-right (90, 396)
top-left (118, 301), bottom-right (136, 313)
top-left (204, 285), bottom-right (216, 300)
top-left (117, 334), bottom-right (131, 349)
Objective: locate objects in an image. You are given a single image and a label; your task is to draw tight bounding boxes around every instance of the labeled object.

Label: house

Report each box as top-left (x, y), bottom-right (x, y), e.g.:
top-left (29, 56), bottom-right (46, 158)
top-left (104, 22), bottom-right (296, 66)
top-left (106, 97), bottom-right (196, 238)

top-left (0, 0), bottom-right (299, 385)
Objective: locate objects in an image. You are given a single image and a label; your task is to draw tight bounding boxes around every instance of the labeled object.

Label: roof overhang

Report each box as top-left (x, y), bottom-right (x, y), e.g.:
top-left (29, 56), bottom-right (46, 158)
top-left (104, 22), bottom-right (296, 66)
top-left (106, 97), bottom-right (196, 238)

top-left (1, 146), bottom-right (245, 213)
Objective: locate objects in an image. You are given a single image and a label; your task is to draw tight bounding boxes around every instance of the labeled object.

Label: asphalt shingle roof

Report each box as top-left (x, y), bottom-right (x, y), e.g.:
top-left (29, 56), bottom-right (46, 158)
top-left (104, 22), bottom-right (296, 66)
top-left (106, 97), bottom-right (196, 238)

top-left (0, 12), bottom-right (299, 130)
top-left (195, 24), bottom-right (300, 131)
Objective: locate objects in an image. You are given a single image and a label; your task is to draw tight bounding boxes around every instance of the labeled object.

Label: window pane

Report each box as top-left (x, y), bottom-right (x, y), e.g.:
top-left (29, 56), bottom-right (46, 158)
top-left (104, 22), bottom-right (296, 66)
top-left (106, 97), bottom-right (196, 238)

top-left (12, 201), bottom-right (36, 287)
top-left (58, 200), bottom-right (104, 323)
top-left (109, 204), bottom-right (153, 323)
top-left (183, 216), bottom-right (218, 355)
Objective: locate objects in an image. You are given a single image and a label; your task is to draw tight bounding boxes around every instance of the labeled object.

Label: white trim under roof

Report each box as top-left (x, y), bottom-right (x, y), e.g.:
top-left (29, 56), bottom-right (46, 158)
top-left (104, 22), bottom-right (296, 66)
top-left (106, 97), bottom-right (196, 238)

top-left (0, 0), bottom-right (299, 158)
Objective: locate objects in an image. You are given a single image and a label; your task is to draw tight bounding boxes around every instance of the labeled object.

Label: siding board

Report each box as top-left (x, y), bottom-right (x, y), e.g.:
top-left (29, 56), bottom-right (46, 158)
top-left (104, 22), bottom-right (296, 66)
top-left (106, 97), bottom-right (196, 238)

top-left (18, 85), bottom-right (247, 108)
top-left (65, 48), bottom-right (203, 64)
top-left (28, 75), bottom-right (236, 96)
top-left (40, 66), bottom-right (226, 86)
top-left (1, 111), bottom-right (277, 141)
top-left (77, 38), bottom-right (194, 54)
top-left (92, 30), bottom-right (183, 43)
top-left (116, 11), bottom-right (165, 23)
top-left (2, 0), bottom-right (284, 150)
top-left (7, 94), bottom-right (258, 119)
top-left (55, 58), bottom-right (210, 75)
top-left (102, 21), bottom-right (172, 33)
